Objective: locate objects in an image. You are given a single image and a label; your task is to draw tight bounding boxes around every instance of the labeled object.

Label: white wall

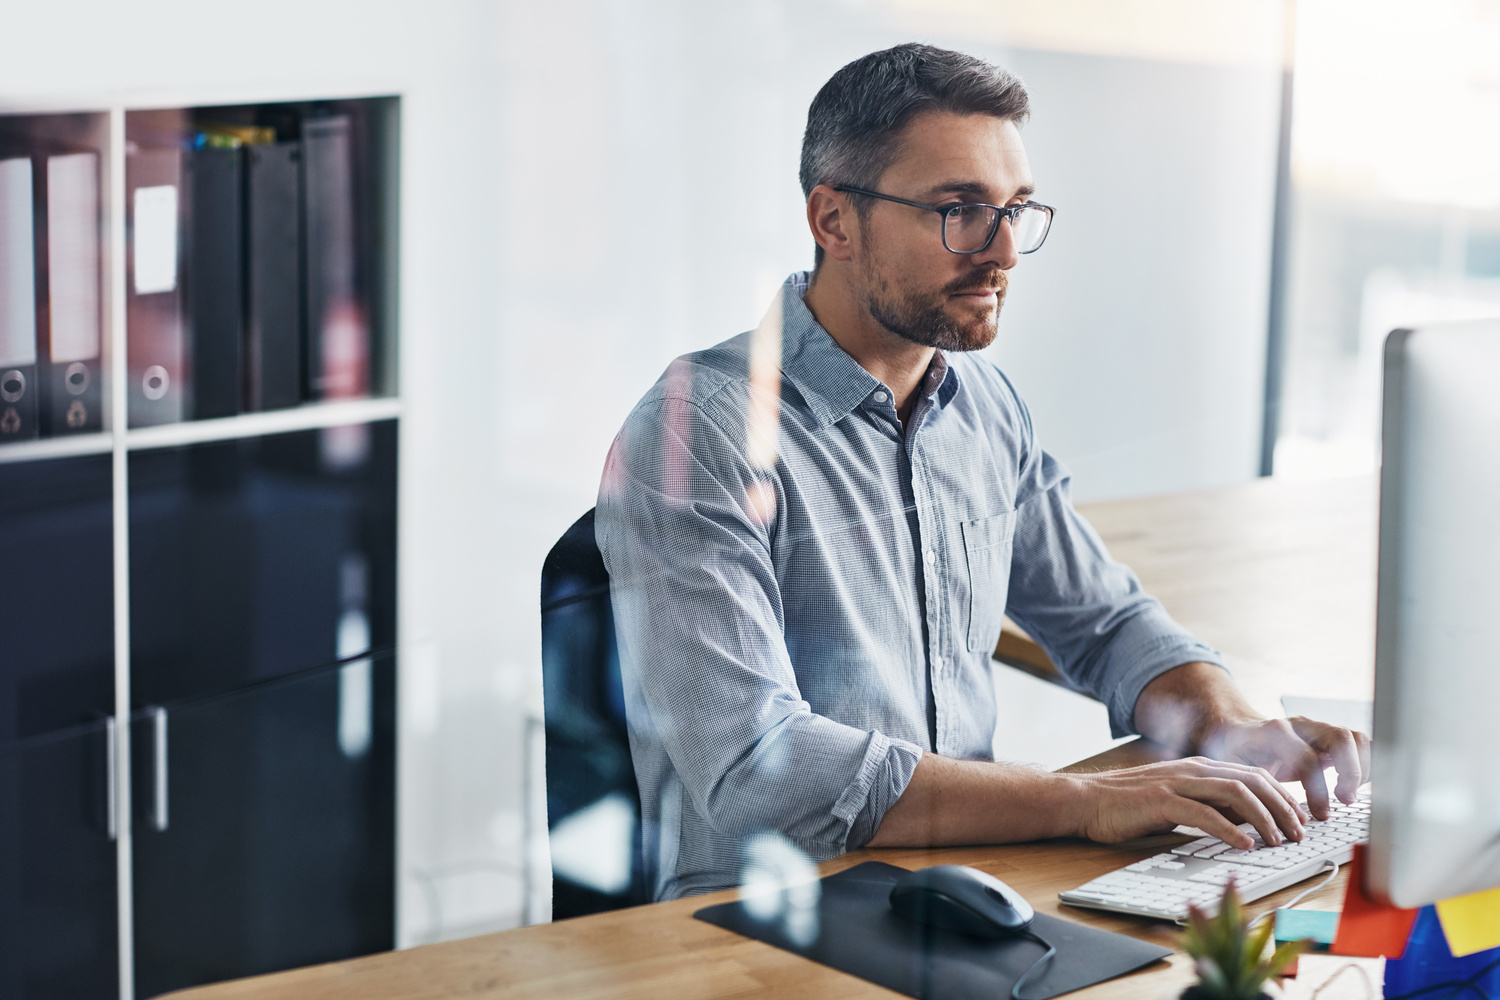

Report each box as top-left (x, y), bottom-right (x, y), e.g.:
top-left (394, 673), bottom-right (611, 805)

top-left (987, 48), bottom-right (1282, 500)
top-left (1, 0), bottom-right (1282, 945)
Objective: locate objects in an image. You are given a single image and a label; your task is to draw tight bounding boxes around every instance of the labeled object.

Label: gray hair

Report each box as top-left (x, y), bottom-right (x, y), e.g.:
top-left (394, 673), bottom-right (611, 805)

top-left (800, 43), bottom-right (1030, 267)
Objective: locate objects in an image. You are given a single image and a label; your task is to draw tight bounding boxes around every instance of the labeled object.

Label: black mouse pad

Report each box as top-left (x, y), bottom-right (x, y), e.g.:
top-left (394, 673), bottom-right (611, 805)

top-left (694, 861), bottom-right (1174, 1000)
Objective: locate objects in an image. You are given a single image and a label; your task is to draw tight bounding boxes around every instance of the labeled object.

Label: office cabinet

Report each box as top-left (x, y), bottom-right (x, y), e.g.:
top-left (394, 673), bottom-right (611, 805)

top-left (0, 97), bottom-right (400, 1000)
top-left (0, 456), bottom-right (116, 1000)
top-left (129, 425), bottom-right (397, 997)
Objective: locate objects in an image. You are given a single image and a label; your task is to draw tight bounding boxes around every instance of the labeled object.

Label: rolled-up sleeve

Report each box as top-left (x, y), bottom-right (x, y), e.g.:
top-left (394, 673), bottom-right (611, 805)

top-left (1002, 410), bottom-right (1225, 738)
top-left (597, 381), bottom-right (924, 859)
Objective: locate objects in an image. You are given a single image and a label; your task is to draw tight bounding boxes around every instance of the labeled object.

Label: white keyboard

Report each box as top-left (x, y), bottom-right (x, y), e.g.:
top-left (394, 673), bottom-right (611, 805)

top-left (1059, 792), bottom-right (1370, 922)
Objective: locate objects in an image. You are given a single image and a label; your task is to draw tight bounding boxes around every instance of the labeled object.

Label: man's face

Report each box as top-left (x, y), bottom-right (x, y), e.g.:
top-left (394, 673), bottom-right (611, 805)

top-left (853, 112), bottom-right (1034, 352)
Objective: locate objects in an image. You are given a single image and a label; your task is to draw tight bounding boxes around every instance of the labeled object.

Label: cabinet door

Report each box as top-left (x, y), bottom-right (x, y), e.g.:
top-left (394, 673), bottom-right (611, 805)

top-left (0, 720), bottom-right (118, 1000)
top-left (131, 653), bottom-right (395, 998)
top-left (128, 420), bottom-right (397, 706)
top-left (0, 454), bottom-right (117, 1000)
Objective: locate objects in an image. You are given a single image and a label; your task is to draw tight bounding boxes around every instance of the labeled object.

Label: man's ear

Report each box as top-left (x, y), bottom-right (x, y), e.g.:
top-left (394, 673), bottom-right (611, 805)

top-left (807, 185), bottom-right (858, 264)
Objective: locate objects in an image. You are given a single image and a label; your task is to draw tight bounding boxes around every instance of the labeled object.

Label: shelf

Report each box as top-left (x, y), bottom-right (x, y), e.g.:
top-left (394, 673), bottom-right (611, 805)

top-left (0, 433), bottom-right (112, 465)
top-left (125, 397), bottom-right (401, 451)
top-left (0, 398), bottom-right (401, 464)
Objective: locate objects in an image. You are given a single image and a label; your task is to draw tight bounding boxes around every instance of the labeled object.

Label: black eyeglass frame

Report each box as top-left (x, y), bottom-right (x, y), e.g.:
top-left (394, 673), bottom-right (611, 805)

top-left (833, 185), bottom-right (1055, 255)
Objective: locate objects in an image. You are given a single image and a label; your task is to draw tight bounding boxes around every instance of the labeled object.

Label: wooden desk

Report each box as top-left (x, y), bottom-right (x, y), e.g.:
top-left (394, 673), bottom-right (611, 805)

top-left (167, 742), bottom-right (1351, 1000)
top-left (1003, 473), bottom-right (1378, 720)
top-left (168, 475), bottom-right (1377, 1000)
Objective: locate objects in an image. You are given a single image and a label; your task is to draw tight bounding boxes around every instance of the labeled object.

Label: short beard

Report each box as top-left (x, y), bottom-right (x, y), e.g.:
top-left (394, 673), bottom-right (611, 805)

top-left (862, 262), bottom-right (1007, 352)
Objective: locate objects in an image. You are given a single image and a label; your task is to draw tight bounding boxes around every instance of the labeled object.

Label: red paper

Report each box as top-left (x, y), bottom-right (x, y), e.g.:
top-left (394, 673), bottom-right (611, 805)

top-left (1331, 844), bottom-right (1420, 958)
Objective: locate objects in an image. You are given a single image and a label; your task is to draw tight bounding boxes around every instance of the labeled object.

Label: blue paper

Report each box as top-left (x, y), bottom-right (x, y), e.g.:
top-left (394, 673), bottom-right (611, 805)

top-left (1384, 906), bottom-right (1500, 1000)
top-left (1275, 909), bottom-right (1339, 949)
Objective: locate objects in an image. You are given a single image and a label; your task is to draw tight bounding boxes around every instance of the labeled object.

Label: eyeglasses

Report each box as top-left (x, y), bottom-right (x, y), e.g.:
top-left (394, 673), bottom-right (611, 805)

top-left (833, 186), bottom-right (1055, 255)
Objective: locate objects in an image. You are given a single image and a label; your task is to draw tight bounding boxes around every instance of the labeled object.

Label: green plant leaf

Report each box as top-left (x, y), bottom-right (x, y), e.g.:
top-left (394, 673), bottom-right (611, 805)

top-left (1247, 920), bottom-right (1274, 967)
top-left (1181, 882), bottom-right (1314, 1000)
top-left (1268, 938), bottom-right (1311, 977)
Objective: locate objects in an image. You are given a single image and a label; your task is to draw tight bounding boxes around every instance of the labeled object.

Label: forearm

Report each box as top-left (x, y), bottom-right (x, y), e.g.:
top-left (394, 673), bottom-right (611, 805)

top-left (869, 724), bottom-right (1324, 851)
top-left (1132, 661), bottom-right (1264, 756)
top-left (866, 752), bottom-right (1085, 847)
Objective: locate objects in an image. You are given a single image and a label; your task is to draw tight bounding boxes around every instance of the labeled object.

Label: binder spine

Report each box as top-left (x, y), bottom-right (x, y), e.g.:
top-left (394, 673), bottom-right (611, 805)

top-left (42, 152), bottom-right (103, 436)
top-left (246, 141), bottom-right (303, 411)
top-left (185, 146), bottom-right (243, 420)
top-left (302, 116), bottom-right (368, 402)
top-left (0, 156), bottom-right (39, 441)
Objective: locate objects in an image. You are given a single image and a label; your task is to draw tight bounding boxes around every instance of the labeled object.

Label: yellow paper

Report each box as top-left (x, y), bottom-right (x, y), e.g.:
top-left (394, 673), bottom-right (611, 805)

top-left (1435, 886), bottom-right (1500, 957)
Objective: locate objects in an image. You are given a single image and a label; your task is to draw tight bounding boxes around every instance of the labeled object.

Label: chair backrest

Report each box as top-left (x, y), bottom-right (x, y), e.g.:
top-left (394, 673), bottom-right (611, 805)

top-left (540, 508), bottom-right (648, 918)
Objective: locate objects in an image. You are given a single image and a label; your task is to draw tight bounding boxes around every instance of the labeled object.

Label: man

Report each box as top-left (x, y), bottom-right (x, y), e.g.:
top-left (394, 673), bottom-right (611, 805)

top-left (597, 43), bottom-right (1370, 901)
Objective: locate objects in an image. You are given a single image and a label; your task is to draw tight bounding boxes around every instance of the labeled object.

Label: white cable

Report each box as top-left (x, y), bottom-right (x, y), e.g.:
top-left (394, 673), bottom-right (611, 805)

top-left (1282, 860), bottom-right (1342, 913)
top-left (1249, 860), bottom-right (1341, 928)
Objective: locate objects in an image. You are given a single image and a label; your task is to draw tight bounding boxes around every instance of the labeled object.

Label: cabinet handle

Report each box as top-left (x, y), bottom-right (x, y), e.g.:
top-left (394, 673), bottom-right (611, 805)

top-left (106, 715), bottom-right (118, 842)
top-left (151, 706), bottom-right (169, 832)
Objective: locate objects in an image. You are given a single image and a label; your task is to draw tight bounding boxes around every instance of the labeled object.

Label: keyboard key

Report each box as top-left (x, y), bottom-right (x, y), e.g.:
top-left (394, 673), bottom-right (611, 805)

top-left (1173, 837), bottom-right (1218, 856)
top-left (1234, 854), bottom-right (1281, 867)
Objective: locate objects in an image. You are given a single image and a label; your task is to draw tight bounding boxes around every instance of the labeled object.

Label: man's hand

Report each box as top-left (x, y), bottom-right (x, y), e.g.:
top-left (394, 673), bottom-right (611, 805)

top-left (1133, 662), bottom-right (1372, 821)
top-left (1073, 756), bottom-right (1308, 849)
top-left (1203, 716), bottom-right (1372, 820)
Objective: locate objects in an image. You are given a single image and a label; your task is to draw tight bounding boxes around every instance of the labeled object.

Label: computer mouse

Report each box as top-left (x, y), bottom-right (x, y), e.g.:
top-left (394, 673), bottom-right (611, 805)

top-left (889, 865), bottom-right (1036, 940)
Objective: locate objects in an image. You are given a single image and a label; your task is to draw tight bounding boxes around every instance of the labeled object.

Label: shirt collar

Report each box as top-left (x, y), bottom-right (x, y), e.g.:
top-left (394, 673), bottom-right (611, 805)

top-left (773, 271), bottom-right (961, 426)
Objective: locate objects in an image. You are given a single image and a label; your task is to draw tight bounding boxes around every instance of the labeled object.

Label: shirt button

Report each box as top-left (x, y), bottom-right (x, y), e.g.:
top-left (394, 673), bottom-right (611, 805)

top-left (872, 390), bottom-right (888, 404)
top-left (925, 549), bottom-right (936, 564)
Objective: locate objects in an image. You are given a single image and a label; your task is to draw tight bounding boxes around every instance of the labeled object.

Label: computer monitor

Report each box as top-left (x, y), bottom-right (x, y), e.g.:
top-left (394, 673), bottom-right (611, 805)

top-left (1369, 319), bottom-right (1500, 908)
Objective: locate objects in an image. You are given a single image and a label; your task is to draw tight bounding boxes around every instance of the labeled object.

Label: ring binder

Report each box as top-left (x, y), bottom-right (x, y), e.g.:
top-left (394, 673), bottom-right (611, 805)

top-left (127, 146), bottom-right (187, 426)
top-left (41, 151), bottom-right (103, 436)
top-left (246, 141), bottom-right (303, 411)
top-left (186, 145), bottom-right (243, 420)
top-left (0, 156), bottom-right (39, 441)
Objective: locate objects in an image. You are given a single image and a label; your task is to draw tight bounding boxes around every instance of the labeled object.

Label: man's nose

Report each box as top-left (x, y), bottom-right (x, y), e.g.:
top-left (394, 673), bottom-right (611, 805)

top-left (973, 216), bottom-right (1020, 271)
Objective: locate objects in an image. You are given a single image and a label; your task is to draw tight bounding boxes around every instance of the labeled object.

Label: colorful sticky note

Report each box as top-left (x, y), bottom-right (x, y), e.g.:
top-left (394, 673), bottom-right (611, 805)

top-left (1276, 908), bottom-right (1339, 949)
top-left (1435, 885), bottom-right (1500, 958)
top-left (1331, 844), bottom-right (1420, 958)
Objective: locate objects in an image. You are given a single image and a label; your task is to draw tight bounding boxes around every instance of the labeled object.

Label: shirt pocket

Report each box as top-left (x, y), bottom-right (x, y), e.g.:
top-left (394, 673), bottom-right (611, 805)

top-left (961, 510), bottom-right (1017, 653)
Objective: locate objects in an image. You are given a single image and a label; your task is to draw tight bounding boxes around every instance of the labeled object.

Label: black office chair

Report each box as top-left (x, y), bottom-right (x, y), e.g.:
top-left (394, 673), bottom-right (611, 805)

top-left (540, 509), bottom-right (649, 918)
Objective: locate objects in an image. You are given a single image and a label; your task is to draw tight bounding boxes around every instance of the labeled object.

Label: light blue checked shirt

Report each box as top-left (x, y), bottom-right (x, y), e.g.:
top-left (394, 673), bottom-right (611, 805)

top-left (597, 271), bottom-right (1222, 900)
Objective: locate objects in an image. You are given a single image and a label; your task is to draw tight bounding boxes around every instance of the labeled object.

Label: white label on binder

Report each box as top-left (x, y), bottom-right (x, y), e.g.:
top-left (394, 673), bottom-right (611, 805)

top-left (0, 158), bottom-right (37, 367)
top-left (133, 184), bottom-right (177, 295)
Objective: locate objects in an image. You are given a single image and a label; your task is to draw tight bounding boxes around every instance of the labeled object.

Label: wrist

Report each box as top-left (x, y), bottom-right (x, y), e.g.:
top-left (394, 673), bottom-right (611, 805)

top-left (1041, 770), bottom-right (1093, 840)
top-left (1135, 661), bottom-right (1260, 756)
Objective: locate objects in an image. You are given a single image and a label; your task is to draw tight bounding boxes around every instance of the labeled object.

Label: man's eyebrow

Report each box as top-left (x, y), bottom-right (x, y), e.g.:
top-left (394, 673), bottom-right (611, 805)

top-left (919, 180), bottom-right (1036, 201)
